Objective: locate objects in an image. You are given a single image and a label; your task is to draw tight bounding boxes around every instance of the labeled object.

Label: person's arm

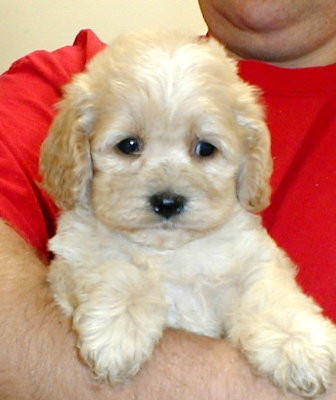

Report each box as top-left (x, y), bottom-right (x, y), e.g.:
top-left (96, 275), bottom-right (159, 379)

top-left (1, 219), bottom-right (334, 400)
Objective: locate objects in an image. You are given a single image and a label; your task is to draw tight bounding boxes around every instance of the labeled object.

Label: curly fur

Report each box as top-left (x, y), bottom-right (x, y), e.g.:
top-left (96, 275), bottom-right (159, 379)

top-left (40, 31), bottom-right (336, 397)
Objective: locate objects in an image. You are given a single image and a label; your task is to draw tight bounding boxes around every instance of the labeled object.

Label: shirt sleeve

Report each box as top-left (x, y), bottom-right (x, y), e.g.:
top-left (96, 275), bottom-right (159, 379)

top-left (0, 29), bottom-right (106, 260)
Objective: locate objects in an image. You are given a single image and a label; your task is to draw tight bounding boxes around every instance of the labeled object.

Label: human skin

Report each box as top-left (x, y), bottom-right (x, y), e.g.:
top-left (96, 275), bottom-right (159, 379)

top-left (198, 0), bottom-right (336, 67)
top-left (0, 218), bottom-right (310, 400)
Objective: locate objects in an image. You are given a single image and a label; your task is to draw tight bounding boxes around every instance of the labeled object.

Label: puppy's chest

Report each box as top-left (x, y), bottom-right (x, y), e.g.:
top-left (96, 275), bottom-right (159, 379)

top-left (135, 247), bottom-right (241, 338)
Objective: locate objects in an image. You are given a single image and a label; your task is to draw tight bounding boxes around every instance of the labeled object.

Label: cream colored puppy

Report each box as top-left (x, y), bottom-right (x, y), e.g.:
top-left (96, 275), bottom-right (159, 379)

top-left (40, 31), bottom-right (336, 398)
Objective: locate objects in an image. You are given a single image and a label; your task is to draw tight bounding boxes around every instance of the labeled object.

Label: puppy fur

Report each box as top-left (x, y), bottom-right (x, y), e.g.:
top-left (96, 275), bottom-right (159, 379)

top-left (40, 31), bottom-right (336, 397)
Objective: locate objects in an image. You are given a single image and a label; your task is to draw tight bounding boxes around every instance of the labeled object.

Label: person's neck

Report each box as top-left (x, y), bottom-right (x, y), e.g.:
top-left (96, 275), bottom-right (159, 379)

top-left (230, 34), bottom-right (336, 69)
top-left (272, 37), bottom-right (336, 68)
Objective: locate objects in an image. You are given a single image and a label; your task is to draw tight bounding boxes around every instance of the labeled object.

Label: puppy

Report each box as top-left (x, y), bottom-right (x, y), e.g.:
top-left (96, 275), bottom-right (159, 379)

top-left (40, 31), bottom-right (336, 397)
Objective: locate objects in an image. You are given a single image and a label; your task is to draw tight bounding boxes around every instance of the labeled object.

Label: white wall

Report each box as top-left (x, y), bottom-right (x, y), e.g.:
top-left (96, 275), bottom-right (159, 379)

top-left (0, 0), bottom-right (207, 73)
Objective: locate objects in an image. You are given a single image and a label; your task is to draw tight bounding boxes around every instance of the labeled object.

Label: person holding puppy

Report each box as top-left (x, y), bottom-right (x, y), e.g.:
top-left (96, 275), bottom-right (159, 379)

top-left (0, 1), bottom-right (335, 399)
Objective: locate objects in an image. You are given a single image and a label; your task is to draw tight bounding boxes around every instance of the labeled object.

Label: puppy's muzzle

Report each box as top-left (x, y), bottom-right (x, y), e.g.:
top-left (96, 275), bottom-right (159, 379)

top-left (149, 192), bottom-right (185, 219)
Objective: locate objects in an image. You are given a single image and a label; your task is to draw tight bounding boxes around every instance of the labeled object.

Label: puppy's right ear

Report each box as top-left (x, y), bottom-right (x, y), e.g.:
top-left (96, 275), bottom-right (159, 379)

top-left (40, 75), bottom-right (95, 210)
top-left (234, 83), bottom-right (273, 213)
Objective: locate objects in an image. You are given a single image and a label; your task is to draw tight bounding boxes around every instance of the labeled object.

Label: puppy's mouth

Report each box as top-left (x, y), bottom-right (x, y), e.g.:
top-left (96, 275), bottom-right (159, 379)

top-left (154, 218), bottom-right (181, 230)
top-left (141, 214), bottom-right (185, 232)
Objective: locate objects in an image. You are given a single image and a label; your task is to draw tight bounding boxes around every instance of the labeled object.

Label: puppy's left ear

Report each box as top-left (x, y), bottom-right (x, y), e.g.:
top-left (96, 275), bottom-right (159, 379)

top-left (40, 74), bottom-right (95, 210)
top-left (235, 87), bottom-right (273, 213)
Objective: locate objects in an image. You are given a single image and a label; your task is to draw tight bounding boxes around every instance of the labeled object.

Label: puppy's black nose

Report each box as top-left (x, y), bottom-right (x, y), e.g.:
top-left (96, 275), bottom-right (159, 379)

top-left (150, 192), bottom-right (185, 219)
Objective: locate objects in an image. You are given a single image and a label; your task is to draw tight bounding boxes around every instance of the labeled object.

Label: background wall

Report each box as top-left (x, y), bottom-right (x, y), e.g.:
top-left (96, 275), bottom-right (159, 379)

top-left (1, 0), bottom-right (207, 73)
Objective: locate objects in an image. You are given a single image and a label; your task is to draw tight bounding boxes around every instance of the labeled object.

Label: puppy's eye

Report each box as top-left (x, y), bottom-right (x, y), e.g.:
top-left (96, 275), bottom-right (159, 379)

top-left (194, 141), bottom-right (216, 157)
top-left (116, 137), bottom-right (141, 155)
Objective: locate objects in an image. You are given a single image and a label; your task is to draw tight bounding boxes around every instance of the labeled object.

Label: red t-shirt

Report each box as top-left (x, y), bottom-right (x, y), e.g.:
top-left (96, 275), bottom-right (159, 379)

top-left (239, 61), bottom-right (336, 322)
top-left (0, 30), bottom-right (335, 322)
top-left (0, 30), bottom-right (106, 259)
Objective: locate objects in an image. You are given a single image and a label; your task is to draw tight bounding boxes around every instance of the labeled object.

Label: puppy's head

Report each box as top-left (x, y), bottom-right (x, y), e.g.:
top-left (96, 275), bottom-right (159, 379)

top-left (40, 31), bottom-right (272, 248)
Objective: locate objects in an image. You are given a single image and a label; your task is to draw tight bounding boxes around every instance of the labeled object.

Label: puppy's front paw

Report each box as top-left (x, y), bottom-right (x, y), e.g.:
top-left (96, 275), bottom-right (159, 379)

top-left (269, 322), bottom-right (336, 398)
top-left (240, 314), bottom-right (336, 397)
top-left (73, 262), bottom-right (167, 383)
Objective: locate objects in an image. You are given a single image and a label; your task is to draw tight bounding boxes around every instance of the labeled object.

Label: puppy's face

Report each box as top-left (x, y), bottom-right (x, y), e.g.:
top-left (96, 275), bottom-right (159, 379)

top-left (40, 31), bottom-right (272, 249)
top-left (90, 85), bottom-right (239, 248)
